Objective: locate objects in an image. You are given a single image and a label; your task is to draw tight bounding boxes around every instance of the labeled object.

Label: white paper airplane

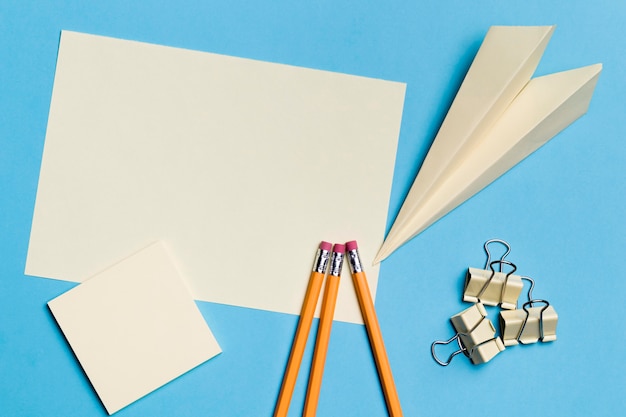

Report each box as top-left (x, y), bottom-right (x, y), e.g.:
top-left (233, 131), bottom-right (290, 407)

top-left (375, 26), bottom-right (602, 263)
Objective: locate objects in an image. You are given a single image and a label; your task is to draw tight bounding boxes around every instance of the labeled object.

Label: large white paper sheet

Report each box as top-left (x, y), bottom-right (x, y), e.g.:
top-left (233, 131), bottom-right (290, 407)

top-left (26, 31), bottom-right (406, 324)
top-left (48, 241), bottom-right (222, 414)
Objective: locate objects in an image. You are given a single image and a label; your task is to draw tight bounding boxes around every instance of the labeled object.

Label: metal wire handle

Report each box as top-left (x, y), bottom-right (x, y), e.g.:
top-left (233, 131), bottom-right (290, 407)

top-left (516, 299), bottom-right (550, 344)
top-left (483, 239), bottom-right (511, 272)
top-left (431, 334), bottom-right (467, 366)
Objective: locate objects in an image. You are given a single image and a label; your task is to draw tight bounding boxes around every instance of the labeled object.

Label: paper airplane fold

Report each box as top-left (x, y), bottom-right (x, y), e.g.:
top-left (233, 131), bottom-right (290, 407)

top-left (375, 26), bottom-right (601, 263)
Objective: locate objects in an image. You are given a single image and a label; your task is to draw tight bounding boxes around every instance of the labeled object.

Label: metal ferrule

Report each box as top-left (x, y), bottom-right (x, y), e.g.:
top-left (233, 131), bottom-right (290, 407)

top-left (347, 249), bottom-right (363, 274)
top-left (329, 251), bottom-right (344, 277)
top-left (312, 248), bottom-right (331, 274)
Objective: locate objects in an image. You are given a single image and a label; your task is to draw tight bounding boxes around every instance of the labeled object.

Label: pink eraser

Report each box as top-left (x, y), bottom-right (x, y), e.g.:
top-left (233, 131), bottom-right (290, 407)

top-left (345, 240), bottom-right (358, 251)
top-left (332, 243), bottom-right (345, 254)
top-left (319, 241), bottom-right (332, 251)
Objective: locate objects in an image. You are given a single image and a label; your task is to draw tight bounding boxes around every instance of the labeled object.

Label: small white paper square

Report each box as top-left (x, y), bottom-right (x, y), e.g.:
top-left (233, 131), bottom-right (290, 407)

top-left (48, 241), bottom-right (222, 414)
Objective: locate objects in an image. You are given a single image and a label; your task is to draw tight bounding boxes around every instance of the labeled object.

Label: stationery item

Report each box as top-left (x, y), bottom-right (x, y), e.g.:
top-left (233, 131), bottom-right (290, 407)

top-left (375, 26), bottom-right (602, 263)
top-left (48, 241), bottom-right (221, 414)
top-left (464, 260), bottom-right (523, 309)
top-left (463, 239), bottom-right (523, 308)
top-left (431, 303), bottom-right (505, 366)
top-left (303, 244), bottom-right (344, 417)
top-left (499, 276), bottom-right (558, 346)
top-left (26, 30), bottom-right (406, 325)
top-left (432, 239), bottom-right (558, 365)
top-left (346, 241), bottom-right (403, 417)
top-left (500, 300), bottom-right (558, 346)
top-left (464, 337), bottom-right (506, 365)
top-left (274, 242), bottom-right (331, 417)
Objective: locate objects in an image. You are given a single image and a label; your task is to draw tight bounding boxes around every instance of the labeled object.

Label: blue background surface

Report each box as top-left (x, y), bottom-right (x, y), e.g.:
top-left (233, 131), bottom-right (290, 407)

top-left (1, 1), bottom-right (624, 416)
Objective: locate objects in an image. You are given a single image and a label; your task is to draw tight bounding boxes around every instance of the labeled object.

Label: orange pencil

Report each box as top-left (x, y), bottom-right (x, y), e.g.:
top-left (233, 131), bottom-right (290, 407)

top-left (302, 243), bottom-right (344, 417)
top-left (273, 241), bottom-right (331, 417)
top-left (346, 240), bottom-right (403, 417)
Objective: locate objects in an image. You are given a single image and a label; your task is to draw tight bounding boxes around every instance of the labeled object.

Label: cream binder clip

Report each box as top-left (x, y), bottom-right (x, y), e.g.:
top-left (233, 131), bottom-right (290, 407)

top-left (431, 303), bottom-right (505, 366)
top-left (463, 240), bottom-right (523, 309)
top-left (499, 276), bottom-right (558, 346)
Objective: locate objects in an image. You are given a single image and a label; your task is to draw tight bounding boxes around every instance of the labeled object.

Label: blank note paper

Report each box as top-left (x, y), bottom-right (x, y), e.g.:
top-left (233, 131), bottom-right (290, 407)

top-left (48, 241), bottom-right (222, 414)
top-left (26, 31), bottom-right (406, 324)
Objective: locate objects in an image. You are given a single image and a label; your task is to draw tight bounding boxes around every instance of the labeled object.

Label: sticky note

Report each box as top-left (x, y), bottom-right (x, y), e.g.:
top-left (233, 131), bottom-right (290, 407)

top-left (48, 241), bottom-right (222, 414)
